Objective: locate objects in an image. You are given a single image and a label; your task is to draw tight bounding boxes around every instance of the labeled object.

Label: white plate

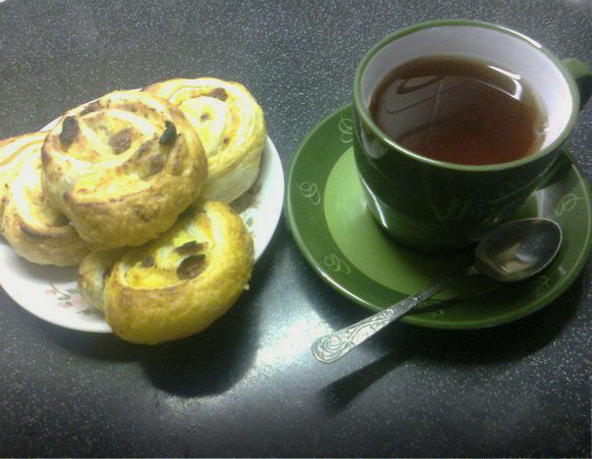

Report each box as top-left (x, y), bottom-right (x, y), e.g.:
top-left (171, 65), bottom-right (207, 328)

top-left (0, 134), bottom-right (284, 333)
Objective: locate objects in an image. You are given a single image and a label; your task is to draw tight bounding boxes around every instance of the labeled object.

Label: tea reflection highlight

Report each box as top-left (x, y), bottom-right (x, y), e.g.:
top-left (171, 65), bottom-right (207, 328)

top-left (369, 56), bottom-right (548, 165)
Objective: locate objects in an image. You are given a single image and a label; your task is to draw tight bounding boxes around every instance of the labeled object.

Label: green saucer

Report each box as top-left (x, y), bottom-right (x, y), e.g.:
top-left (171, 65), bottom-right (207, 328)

top-left (287, 104), bottom-right (592, 329)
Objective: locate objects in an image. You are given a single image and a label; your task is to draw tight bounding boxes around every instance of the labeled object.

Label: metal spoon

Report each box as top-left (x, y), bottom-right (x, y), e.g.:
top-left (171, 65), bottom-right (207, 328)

top-left (311, 218), bottom-right (563, 363)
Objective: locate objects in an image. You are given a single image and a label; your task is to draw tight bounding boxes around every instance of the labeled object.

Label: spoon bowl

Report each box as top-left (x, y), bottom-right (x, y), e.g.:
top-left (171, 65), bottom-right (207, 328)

top-left (474, 218), bottom-right (563, 282)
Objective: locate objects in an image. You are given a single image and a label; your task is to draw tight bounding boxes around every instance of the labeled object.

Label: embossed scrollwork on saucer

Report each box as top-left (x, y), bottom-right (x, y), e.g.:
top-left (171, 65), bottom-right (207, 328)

top-left (554, 193), bottom-right (583, 217)
top-left (297, 181), bottom-right (321, 205)
top-left (531, 274), bottom-right (553, 296)
top-left (338, 115), bottom-right (354, 144)
top-left (323, 253), bottom-right (351, 274)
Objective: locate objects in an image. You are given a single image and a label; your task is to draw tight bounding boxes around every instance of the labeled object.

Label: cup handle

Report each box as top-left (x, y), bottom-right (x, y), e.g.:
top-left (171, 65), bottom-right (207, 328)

top-left (562, 58), bottom-right (592, 110)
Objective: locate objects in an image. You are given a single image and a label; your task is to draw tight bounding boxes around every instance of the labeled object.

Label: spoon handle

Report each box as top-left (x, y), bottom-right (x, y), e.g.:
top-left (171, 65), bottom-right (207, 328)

top-left (311, 273), bottom-right (464, 363)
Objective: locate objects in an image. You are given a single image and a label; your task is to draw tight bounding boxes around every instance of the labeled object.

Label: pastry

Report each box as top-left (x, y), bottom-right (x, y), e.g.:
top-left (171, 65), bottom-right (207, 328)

top-left (144, 77), bottom-right (265, 203)
top-left (79, 201), bottom-right (254, 344)
top-left (1, 132), bottom-right (89, 266)
top-left (41, 90), bottom-right (208, 249)
top-left (0, 133), bottom-right (45, 232)
top-left (78, 249), bottom-right (125, 311)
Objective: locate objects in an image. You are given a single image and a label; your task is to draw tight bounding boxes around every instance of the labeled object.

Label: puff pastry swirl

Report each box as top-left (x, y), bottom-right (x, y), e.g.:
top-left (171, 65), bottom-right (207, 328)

top-left (41, 90), bottom-right (208, 249)
top-left (144, 77), bottom-right (265, 203)
top-left (79, 201), bottom-right (253, 344)
top-left (1, 132), bottom-right (89, 266)
top-left (0, 133), bottom-right (45, 231)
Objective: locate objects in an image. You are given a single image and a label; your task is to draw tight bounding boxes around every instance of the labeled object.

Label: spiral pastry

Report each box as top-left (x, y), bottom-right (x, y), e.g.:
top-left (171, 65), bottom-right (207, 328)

top-left (0, 133), bottom-right (46, 231)
top-left (144, 77), bottom-right (266, 203)
top-left (41, 90), bottom-right (208, 249)
top-left (1, 132), bottom-right (89, 266)
top-left (78, 249), bottom-right (125, 311)
top-left (78, 201), bottom-right (254, 344)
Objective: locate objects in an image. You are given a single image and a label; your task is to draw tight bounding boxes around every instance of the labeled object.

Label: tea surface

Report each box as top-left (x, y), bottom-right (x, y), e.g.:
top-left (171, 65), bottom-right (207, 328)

top-left (369, 56), bottom-right (546, 165)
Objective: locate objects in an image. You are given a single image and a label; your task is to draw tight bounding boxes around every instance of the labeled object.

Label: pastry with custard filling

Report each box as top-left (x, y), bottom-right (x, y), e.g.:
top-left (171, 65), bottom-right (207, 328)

top-left (1, 132), bottom-right (89, 266)
top-left (41, 90), bottom-right (208, 249)
top-left (144, 77), bottom-right (265, 203)
top-left (0, 133), bottom-right (46, 231)
top-left (78, 201), bottom-right (253, 344)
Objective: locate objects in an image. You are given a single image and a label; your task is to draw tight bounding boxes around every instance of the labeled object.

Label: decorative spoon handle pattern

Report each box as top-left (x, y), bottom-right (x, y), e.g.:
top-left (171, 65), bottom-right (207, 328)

top-left (311, 273), bottom-right (462, 363)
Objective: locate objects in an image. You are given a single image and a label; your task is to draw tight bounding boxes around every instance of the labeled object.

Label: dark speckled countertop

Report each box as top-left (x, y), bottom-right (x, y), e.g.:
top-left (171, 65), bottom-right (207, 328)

top-left (1, 0), bottom-right (591, 456)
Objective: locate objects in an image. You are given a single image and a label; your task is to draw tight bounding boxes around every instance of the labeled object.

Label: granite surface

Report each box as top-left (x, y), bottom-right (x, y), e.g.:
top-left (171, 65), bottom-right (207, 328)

top-left (1, 0), bottom-right (591, 456)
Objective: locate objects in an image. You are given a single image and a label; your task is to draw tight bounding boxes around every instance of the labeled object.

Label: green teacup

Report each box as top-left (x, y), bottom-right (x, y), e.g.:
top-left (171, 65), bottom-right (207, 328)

top-left (353, 19), bottom-right (592, 252)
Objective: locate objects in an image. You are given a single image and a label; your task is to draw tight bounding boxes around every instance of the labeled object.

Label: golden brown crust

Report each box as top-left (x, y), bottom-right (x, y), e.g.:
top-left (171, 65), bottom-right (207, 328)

top-left (78, 249), bottom-right (125, 311)
top-left (78, 201), bottom-right (253, 344)
top-left (0, 132), bottom-right (47, 232)
top-left (1, 132), bottom-right (89, 266)
top-left (144, 77), bottom-right (266, 203)
top-left (41, 90), bottom-right (208, 249)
